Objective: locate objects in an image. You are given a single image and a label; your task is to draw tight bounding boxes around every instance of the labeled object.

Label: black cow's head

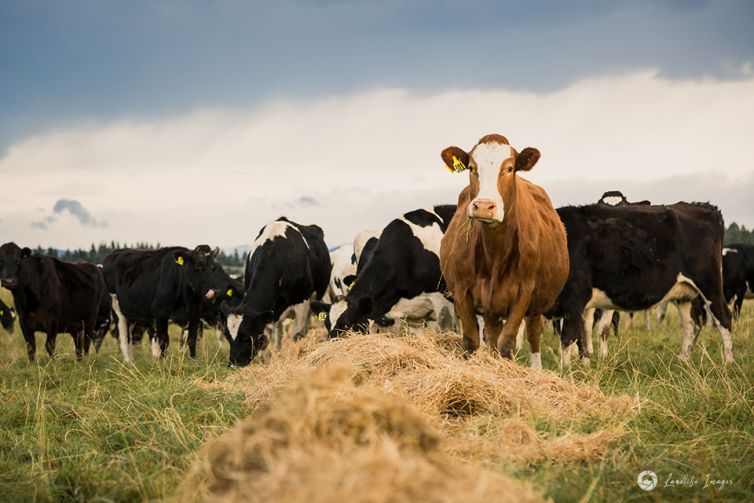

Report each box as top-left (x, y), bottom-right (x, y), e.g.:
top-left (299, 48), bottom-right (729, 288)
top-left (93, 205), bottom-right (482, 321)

top-left (0, 242), bottom-right (31, 290)
top-left (313, 296), bottom-right (374, 338)
top-left (175, 245), bottom-right (221, 297)
top-left (222, 302), bottom-right (271, 367)
top-left (0, 303), bottom-right (15, 333)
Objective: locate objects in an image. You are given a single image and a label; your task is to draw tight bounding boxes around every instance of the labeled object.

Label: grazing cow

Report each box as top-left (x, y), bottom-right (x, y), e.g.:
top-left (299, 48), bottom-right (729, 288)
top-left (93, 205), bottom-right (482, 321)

top-left (0, 243), bottom-right (108, 361)
top-left (0, 297), bottom-right (16, 333)
top-left (548, 202), bottom-right (733, 367)
top-left (440, 134), bottom-right (569, 369)
top-left (312, 205), bottom-right (457, 338)
top-left (103, 245), bottom-right (224, 363)
top-left (324, 229), bottom-right (381, 304)
top-left (224, 217), bottom-right (330, 366)
top-left (723, 244), bottom-right (754, 318)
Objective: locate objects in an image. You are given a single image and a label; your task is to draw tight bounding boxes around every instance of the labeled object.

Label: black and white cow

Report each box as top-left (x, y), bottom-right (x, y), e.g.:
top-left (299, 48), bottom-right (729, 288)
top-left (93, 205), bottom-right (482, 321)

top-left (0, 297), bottom-right (16, 333)
top-left (102, 245), bottom-right (224, 363)
top-left (312, 205), bottom-right (456, 337)
top-left (324, 229), bottom-right (380, 303)
top-left (723, 244), bottom-right (754, 319)
top-left (0, 243), bottom-right (108, 361)
top-left (547, 202), bottom-right (733, 367)
top-left (224, 217), bottom-right (330, 366)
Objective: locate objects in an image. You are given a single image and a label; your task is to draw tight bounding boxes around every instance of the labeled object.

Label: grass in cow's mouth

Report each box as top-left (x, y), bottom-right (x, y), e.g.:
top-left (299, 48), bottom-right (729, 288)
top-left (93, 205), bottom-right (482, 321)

top-left (0, 286), bottom-right (752, 502)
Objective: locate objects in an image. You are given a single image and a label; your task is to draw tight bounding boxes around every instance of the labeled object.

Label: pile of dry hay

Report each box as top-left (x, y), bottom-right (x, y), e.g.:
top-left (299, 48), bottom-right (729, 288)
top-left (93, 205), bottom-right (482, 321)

top-left (179, 329), bottom-right (636, 502)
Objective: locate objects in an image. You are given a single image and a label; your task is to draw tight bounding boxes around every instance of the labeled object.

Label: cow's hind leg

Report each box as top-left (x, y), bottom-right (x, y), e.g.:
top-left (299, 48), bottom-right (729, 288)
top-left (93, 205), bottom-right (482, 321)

top-left (583, 308), bottom-right (595, 356)
top-left (707, 297), bottom-right (734, 364)
top-left (73, 329), bottom-right (85, 360)
top-left (111, 295), bottom-right (133, 364)
top-left (525, 315), bottom-right (543, 370)
top-left (291, 300), bottom-right (312, 342)
top-left (677, 301), bottom-right (700, 361)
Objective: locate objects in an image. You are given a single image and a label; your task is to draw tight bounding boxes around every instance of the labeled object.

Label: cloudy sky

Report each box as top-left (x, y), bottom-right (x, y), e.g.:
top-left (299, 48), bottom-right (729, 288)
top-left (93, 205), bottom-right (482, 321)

top-left (1, 0), bottom-right (753, 250)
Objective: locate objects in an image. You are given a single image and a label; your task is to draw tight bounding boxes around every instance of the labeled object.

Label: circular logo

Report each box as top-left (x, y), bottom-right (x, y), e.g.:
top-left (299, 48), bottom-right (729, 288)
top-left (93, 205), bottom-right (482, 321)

top-left (638, 470), bottom-right (658, 491)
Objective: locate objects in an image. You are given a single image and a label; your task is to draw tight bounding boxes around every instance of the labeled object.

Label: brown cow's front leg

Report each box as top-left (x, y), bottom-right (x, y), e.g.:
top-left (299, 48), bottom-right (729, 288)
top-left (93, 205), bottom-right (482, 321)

top-left (525, 315), bottom-right (543, 370)
top-left (455, 291), bottom-right (479, 354)
top-left (482, 313), bottom-right (503, 353)
top-left (497, 287), bottom-right (533, 359)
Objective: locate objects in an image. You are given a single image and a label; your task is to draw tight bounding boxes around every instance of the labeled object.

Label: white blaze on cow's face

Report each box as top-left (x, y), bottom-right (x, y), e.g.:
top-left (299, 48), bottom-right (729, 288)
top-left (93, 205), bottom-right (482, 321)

top-left (468, 141), bottom-right (513, 222)
top-left (227, 313), bottom-right (243, 340)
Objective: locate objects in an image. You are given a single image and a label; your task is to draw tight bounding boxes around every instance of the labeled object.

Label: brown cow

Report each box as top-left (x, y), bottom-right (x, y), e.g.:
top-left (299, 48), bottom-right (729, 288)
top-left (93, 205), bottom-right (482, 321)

top-left (439, 134), bottom-right (569, 369)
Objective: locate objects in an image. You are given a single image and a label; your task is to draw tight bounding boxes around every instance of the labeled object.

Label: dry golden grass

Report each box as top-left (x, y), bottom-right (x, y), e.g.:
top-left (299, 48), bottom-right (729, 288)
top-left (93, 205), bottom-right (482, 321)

top-left (179, 328), bottom-right (637, 502)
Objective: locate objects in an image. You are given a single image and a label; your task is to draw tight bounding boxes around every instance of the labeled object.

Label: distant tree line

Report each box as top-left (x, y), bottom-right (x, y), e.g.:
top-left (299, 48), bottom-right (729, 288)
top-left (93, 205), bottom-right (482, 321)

top-left (724, 222), bottom-right (754, 245)
top-left (33, 241), bottom-right (245, 268)
top-left (29, 222), bottom-right (753, 265)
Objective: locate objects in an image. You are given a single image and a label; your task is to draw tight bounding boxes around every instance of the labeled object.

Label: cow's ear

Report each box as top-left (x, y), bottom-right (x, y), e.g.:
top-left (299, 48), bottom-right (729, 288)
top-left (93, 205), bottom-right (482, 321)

top-left (211, 247), bottom-right (220, 259)
top-left (515, 147), bottom-right (540, 172)
top-left (441, 146), bottom-right (470, 173)
top-left (174, 251), bottom-right (187, 266)
top-left (357, 297), bottom-right (373, 315)
top-left (343, 275), bottom-right (357, 289)
top-left (21, 247), bottom-right (31, 259)
top-left (310, 301), bottom-right (331, 321)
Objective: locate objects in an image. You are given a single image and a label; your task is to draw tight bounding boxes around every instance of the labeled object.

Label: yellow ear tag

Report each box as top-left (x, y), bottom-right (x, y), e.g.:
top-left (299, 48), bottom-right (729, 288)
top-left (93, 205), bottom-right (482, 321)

top-left (0, 310), bottom-right (3, 315)
top-left (349, 280), bottom-right (356, 289)
top-left (226, 288), bottom-right (234, 297)
top-left (176, 256), bottom-right (184, 266)
top-left (318, 311), bottom-right (328, 321)
top-left (451, 155), bottom-right (467, 172)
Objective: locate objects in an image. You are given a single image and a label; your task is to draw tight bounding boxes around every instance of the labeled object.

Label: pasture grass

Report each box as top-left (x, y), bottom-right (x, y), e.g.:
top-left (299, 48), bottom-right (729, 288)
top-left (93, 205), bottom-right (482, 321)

top-left (0, 285), bottom-right (752, 502)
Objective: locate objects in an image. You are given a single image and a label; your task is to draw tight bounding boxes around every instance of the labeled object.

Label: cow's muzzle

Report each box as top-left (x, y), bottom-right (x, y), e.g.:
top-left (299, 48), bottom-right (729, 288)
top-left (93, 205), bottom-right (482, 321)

top-left (1, 278), bottom-right (17, 289)
top-left (470, 198), bottom-right (499, 221)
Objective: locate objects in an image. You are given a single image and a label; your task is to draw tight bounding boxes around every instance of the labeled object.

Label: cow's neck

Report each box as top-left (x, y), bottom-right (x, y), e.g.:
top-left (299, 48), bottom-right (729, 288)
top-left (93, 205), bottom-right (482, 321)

top-left (477, 187), bottom-right (520, 272)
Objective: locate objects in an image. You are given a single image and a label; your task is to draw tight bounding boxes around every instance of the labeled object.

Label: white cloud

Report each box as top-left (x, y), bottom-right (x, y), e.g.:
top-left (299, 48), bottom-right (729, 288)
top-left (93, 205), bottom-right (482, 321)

top-left (1, 69), bottom-right (753, 249)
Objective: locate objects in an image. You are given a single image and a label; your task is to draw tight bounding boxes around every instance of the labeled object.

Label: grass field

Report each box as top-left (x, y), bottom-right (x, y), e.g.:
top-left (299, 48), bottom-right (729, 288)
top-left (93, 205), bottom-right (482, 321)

top-left (0, 287), bottom-right (752, 502)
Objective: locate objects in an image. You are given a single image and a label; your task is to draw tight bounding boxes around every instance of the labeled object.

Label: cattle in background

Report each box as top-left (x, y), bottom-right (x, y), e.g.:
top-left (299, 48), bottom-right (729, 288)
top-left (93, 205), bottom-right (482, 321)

top-left (440, 134), bottom-right (569, 369)
top-left (103, 245), bottom-right (223, 363)
top-left (0, 243), bottom-right (108, 361)
top-left (548, 202), bottom-right (733, 367)
top-left (723, 244), bottom-right (754, 318)
top-left (0, 297), bottom-right (16, 333)
top-left (224, 217), bottom-right (330, 366)
top-left (312, 205), bottom-right (457, 338)
top-left (324, 229), bottom-right (381, 304)
top-left (580, 191), bottom-right (652, 350)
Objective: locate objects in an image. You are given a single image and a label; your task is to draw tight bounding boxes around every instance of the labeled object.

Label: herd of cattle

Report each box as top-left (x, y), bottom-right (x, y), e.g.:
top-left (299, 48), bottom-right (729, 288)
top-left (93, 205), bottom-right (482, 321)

top-left (1, 134), bottom-right (752, 369)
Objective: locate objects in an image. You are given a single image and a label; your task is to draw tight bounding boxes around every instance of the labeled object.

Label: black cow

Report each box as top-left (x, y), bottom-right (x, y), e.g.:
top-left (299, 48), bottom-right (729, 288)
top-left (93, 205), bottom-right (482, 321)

top-left (312, 205), bottom-right (456, 337)
top-left (224, 217), bottom-right (330, 366)
top-left (0, 297), bottom-right (16, 333)
top-left (548, 202), bottom-right (733, 367)
top-left (723, 244), bottom-right (754, 319)
top-left (0, 243), bottom-right (108, 362)
top-left (103, 245), bottom-right (224, 362)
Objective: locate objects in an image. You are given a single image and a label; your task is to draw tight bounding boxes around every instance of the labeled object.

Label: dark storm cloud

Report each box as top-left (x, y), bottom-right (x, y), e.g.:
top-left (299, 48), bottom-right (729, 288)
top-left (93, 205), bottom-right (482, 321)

top-left (1, 0), bottom-right (752, 152)
top-left (31, 199), bottom-right (106, 229)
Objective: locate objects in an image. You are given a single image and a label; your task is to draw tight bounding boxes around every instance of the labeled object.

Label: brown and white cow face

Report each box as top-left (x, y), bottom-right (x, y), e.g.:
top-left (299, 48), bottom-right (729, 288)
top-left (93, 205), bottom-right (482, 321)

top-left (442, 134), bottom-right (540, 223)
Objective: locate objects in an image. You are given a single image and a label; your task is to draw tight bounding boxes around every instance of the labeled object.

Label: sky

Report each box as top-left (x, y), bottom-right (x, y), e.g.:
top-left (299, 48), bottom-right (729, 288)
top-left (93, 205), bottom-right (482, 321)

top-left (1, 0), bottom-right (753, 250)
